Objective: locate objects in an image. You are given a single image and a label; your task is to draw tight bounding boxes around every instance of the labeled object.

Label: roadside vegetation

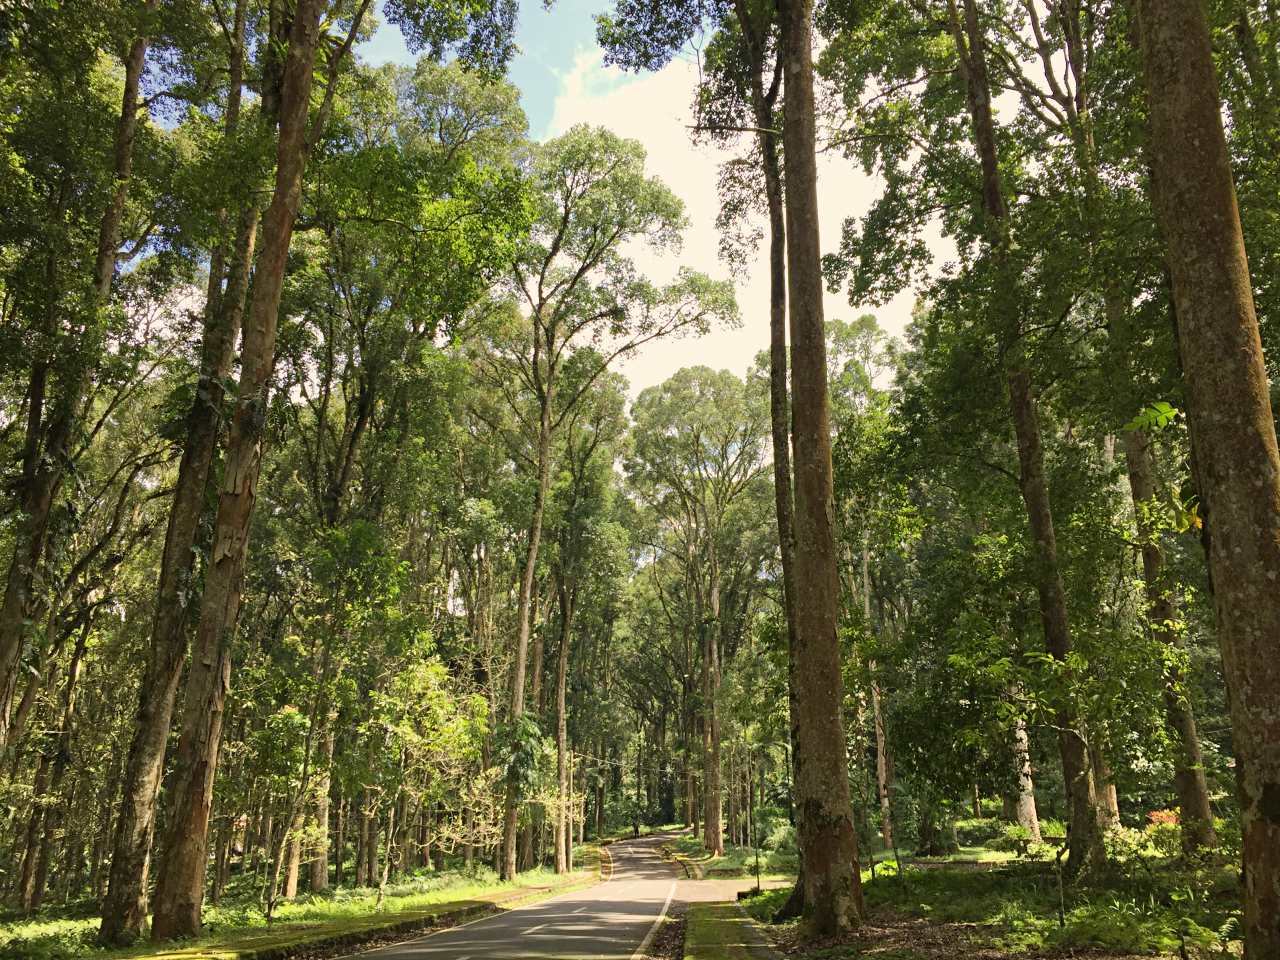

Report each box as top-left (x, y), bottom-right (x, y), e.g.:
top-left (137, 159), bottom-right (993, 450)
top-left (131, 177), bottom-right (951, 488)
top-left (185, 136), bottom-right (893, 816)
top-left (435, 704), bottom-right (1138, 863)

top-left (2, 0), bottom-right (1278, 958)
top-left (1, 855), bottom-right (598, 960)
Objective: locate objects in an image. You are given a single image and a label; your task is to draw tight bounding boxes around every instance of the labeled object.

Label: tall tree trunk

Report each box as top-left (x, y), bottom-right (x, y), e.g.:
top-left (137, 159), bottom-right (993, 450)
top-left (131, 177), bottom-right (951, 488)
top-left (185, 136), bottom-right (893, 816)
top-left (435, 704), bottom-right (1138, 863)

top-left (947, 0), bottom-right (1105, 876)
top-left (1005, 369), bottom-right (1105, 873)
top-left (1010, 708), bottom-right (1042, 842)
top-left (17, 755), bottom-right (51, 910)
top-left (283, 808), bottom-right (304, 899)
top-left (777, 0), bottom-right (864, 932)
top-left (732, 10), bottom-right (810, 915)
top-left (100, 15), bottom-right (257, 934)
top-left (864, 538), bottom-right (895, 851)
top-left (702, 563), bottom-right (724, 857)
top-left (149, 0), bottom-right (330, 940)
top-left (1122, 429), bottom-right (1216, 851)
top-left (503, 387), bottom-right (553, 880)
top-left (308, 726), bottom-right (335, 890)
top-left (1089, 740), bottom-right (1120, 827)
top-left (28, 620), bottom-right (89, 911)
top-left (0, 1), bottom-right (154, 747)
top-left (554, 583), bottom-right (573, 874)
top-left (1134, 3), bottom-right (1280, 951)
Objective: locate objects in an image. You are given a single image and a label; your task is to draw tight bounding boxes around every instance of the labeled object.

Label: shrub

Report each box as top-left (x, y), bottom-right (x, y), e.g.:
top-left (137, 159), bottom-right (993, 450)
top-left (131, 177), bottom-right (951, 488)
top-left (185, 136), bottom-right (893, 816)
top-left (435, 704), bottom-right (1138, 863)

top-left (954, 816), bottom-right (1003, 846)
top-left (764, 821), bottom-right (797, 853)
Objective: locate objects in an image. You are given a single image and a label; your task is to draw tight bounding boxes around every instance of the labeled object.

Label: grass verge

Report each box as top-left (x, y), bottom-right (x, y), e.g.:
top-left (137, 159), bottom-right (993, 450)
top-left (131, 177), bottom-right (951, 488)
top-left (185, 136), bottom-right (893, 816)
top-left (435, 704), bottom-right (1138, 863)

top-left (738, 853), bottom-right (1241, 958)
top-left (1, 850), bottom-right (603, 960)
top-left (683, 903), bottom-right (774, 960)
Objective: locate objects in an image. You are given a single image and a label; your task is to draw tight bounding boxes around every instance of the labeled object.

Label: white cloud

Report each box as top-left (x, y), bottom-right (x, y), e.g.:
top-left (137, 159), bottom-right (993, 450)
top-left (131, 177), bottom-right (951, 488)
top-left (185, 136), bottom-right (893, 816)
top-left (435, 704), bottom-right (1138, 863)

top-left (542, 48), bottom-right (931, 397)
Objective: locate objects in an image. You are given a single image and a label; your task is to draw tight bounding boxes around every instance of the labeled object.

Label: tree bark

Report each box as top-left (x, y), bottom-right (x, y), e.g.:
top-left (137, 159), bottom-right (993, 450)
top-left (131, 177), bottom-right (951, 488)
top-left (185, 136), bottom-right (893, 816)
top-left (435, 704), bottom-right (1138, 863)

top-left (702, 560), bottom-right (724, 857)
top-left (554, 582), bottom-right (573, 874)
top-left (864, 540), bottom-right (895, 852)
top-left (0, 0), bottom-right (154, 748)
top-left (777, 0), bottom-right (864, 933)
top-left (148, 0), bottom-right (329, 940)
top-left (27, 619), bottom-right (90, 912)
top-left (1133, 3), bottom-right (1280, 950)
top-left (100, 15), bottom-right (256, 937)
top-left (1010, 708), bottom-right (1042, 842)
top-left (308, 726), bottom-right (335, 890)
top-left (947, 0), bottom-right (1105, 876)
top-left (1122, 430), bottom-right (1217, 851)
top-left (1005, 369), bottom-right (1105, 873)
top-left (502, 371), bottom-right (553, 879)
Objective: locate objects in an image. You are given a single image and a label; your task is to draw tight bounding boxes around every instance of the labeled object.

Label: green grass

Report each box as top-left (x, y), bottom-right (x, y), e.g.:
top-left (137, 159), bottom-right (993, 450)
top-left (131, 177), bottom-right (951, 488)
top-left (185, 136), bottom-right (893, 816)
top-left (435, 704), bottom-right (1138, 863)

top-left (684, 903), bottom-right (772, 959)
top-left (861, 859), bottom-right (1238, 954)
top-left (740, 844), bottom-right (1242, 957)
top-left (0, 854), bottom-right (601, 960)
top-left (666, 836), bottom-right (797, 881)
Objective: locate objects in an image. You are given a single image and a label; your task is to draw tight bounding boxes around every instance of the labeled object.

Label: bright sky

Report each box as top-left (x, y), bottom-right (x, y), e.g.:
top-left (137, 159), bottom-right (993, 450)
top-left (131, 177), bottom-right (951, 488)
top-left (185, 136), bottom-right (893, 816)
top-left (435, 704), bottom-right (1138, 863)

top-left (358, 0), bottom-right (928, 396)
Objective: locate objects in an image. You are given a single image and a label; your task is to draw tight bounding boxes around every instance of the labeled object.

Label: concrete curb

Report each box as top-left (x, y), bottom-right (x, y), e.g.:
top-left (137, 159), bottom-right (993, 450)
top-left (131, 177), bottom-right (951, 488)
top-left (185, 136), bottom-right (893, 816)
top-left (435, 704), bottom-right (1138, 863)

top-left (214, 871), bottom-right (602, 960)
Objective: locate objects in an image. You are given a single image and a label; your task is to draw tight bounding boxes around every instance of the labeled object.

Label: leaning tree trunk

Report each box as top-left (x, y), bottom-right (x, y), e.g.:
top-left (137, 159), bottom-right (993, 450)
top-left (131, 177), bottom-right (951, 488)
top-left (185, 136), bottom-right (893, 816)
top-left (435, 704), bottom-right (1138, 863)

top-left (778, 0), bottom-right (864, 933)
top-left (148, 0), bottom-right (327, 940)
top-left (100, 28), bottom-right (257, 932)
top-left (947, 0), bottom-right (1105, 876)
top-left (1133, 3), bottom-right (1280, 949)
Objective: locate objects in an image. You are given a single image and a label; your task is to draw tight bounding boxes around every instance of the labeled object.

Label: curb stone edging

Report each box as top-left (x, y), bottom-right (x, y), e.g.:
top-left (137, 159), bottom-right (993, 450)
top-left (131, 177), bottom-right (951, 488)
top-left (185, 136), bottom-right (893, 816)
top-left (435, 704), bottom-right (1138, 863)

top-left (658, 844), bottom-right (704, 880)
top-left (222, 873), bottom-right (602, 960)
top-left (733, 902), bottom-right (784, 959)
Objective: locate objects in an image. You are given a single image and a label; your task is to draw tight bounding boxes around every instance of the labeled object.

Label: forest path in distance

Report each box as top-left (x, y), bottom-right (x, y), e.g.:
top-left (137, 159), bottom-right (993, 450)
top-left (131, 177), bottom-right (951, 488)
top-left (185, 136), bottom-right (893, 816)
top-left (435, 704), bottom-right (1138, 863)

top-left (353, 835), bottom-right (723, 959)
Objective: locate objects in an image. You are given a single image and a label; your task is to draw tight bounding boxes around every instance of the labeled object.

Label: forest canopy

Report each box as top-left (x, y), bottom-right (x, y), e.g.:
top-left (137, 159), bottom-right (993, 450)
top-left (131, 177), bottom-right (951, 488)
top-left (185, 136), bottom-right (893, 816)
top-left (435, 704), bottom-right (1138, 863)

top-left (1, 0), bottom-right (1278, 959)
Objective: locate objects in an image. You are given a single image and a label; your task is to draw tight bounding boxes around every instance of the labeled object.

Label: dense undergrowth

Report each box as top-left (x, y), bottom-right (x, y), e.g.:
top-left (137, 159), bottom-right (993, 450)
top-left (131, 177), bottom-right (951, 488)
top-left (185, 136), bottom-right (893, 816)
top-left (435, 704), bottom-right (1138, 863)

top-left (732, 820), bottom-right (1242, 958)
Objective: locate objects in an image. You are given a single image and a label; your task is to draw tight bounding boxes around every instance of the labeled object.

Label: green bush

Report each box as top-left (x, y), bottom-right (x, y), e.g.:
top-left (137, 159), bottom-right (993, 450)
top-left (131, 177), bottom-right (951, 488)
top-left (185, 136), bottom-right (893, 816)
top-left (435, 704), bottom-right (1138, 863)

top-left (954, 816), bottom-right (1003, 846)
top-left (764, 821), bottom-right (797, 853)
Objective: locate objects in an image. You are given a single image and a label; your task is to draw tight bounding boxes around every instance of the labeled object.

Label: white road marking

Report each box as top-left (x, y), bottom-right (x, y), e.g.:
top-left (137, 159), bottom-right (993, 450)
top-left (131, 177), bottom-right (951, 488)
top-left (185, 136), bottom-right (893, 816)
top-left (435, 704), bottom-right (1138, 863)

top-left (524, 922), bottom-right (548, 934)
top-left (629, 880), bottom-right (676, 960)
top-left (572, 906), bottom-right (587, 914)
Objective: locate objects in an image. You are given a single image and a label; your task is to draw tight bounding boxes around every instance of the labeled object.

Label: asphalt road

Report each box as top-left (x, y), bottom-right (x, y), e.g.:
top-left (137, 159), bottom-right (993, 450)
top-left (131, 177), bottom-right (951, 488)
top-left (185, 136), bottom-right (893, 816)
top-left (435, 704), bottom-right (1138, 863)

top-left (355, 836), bottom-right (679, 960)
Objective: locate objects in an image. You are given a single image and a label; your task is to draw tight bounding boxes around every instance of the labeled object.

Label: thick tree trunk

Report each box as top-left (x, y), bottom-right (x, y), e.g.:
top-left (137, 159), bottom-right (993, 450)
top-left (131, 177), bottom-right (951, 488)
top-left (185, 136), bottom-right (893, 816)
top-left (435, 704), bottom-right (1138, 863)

top-left (149, 0), bottom-right (328, 940)
top-left (778, 0), bottom-right (864, 933)
top-left (1133, 4), bottom-right (1280, 950)
top-left (1089, 740), bottom-right (1120, 828)
top-left (1011, 709), bottom-right (1042, 842)
top-left (100, 168), bottom-right (258, 949)
top-left (308, 726), bottom-right (335, 890)
top-left (283, 809), bottom-right (303, 899)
